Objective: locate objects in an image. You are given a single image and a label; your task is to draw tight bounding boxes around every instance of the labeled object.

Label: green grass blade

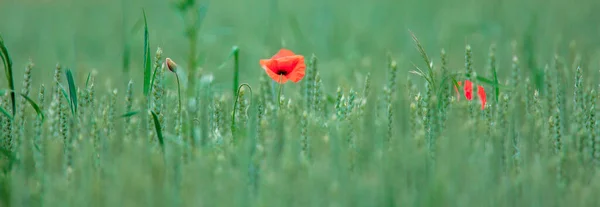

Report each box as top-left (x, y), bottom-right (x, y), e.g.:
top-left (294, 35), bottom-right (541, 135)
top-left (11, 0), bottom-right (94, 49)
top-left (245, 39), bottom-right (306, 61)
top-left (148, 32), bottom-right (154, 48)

top-left (58, 84), bottom-right (71, 104)
top-left (142, 9), bottom-right (152, 96)
top-left (216, 47), bottom-right (238, 70)
top-left (0, 105), bottom-right (12, 120)
top-left (0, 34), bottom-right (15, 116)
top-left (151, 111), bottom-right (165, 152)
top-left (85, 72), bottom-right (92, 88)
top-left (232, 46), bottom-right (239, 96)
top-left (66, 68), bottom-right (78, 115)
top-left (18, 93), bottom-right (44, 121)
top-left (120, 110), bottom-right (140, 118)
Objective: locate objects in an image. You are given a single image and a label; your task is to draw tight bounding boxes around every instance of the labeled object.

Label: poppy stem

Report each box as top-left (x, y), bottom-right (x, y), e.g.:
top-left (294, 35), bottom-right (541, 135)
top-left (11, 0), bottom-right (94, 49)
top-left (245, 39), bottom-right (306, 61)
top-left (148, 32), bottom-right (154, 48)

top-left (278, 75), bottom-right (283, 109)
top-left (175, 73), bottom-right (182, 119)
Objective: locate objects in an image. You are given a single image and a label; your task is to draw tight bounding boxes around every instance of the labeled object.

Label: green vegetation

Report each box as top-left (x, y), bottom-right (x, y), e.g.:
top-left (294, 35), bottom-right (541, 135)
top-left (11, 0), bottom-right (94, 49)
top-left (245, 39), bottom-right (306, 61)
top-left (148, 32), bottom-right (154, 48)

top-left (1, 0), bottom-right (600, 206)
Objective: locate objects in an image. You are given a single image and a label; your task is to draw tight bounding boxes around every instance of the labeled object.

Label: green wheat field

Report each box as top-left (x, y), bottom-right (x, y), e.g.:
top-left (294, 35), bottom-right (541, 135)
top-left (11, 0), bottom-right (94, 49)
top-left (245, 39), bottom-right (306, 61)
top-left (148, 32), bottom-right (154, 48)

top-left (2, 0), bottom-right (600, 206)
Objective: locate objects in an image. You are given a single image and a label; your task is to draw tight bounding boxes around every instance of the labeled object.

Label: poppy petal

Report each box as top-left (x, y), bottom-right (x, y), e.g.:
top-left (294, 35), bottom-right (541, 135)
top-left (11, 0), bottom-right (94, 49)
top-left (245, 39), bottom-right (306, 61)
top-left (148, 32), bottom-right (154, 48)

top-left (287, 56), bottom-right (306, 83)
top-left (274, 55), bottom-right (303, 75)
top-left (463, 80), bottom-right (473, 100)
top-left (265, 67), bottom-right (288, 84)
top-left (261, 59), bottom-right (288, 84)
top-left (272, 49), bottom-right (296, 59)
top-left (478, 85), bottom-right (486, 110)
top-left (260, 59), bottom-right (277, 73)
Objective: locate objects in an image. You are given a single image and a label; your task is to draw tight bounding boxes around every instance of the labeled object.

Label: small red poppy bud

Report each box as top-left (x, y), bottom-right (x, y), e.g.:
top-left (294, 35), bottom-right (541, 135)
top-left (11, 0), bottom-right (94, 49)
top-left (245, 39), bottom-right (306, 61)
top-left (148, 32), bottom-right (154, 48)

top-left (165, 58), bottom-right (178, 73)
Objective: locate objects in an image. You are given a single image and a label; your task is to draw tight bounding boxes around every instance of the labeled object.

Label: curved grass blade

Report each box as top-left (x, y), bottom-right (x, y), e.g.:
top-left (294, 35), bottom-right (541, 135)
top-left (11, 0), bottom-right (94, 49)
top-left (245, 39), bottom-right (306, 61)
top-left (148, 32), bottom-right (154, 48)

top-left (120, 110), bottom-right (140, 118)
top-left (476, 76), bottom-right (499, 87)
top-left (0, 35), bottom-right (15, 116)
top-left (19, 93), bottom-right (44, 121)
top-left (0, 105), bottom-right (12, 120)
top-left (151, 111), bottom-right (165, 152)
top-left (142, 9), bottom-right (152, 96)
top-left (0, 90), bottom-right (42, 121)
top-left (231, 83), bottom-right (253, 137)
top-left (58, 84), bottom-right (70, 105)
top-left (66, 68), bottom-right (78, 115)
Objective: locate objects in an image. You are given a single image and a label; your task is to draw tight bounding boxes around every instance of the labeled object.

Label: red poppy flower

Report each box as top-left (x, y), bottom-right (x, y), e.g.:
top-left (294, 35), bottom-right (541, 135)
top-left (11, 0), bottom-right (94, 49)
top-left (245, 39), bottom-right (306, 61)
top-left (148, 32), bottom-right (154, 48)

top-left (477, 85), bottom-right (486, 110)
top-left (463, 80), bottom-right (473, 101)
top-left (259, 49), bottom-right (306, 84)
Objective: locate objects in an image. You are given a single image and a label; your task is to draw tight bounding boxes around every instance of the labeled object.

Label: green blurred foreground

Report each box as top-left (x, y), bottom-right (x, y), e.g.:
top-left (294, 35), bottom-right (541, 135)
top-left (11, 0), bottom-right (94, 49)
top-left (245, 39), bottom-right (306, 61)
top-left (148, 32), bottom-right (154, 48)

top-left (2, 0), bottom-right (600, 206)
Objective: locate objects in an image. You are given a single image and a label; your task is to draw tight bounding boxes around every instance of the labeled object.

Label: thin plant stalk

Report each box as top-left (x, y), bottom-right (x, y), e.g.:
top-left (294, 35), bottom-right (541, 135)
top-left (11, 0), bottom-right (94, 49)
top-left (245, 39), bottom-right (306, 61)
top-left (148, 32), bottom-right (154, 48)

top-left (231, 83), bottom-right (252, 138)
top-left (175, 73), bottom-right (182, 118)
top-left (232, 46), bottom-right (239, 96)
top-left (278, 75), bottom-right (283, 109)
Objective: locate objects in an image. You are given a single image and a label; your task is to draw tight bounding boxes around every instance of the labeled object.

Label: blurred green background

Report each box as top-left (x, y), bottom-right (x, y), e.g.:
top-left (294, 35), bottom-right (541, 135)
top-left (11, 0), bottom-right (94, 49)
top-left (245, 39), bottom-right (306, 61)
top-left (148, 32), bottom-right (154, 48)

top-left (1, 0), bottom-right (600, 93)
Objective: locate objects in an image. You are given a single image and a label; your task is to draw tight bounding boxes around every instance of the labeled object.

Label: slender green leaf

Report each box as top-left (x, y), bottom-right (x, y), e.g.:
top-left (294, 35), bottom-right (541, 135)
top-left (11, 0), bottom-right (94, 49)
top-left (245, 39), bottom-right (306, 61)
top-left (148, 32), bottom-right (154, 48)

top-left (120, 110), bottom-right (140, 118)
top-left (0, 88), bottom-right (44, 121)
top-left (66, 68), bottom-right (78, 115)
top-left (0, 105), bottom-right (12, 120)
top-left (130, 17), bottom-right (144, 35)
top-left (142, 9), bottom-right (152, 96)
top-left (232, 46), bottom-right (239, 96)
top-left (0, 34), bottom-right (15, 116)
top-left (85, 72), bottom-right (92, 88)
top-left (216, 47), bottom-right (238, 70)
top-left (19, 93), bottom-right (44, 121)
top-left (476, 76), bottom-right (498, 86)
top-left (151, 111), bottom-right (165, 152)
top-left (491, 63), bottom-right (500, 102)
top-left (58, 84), bottom-right (70, 104)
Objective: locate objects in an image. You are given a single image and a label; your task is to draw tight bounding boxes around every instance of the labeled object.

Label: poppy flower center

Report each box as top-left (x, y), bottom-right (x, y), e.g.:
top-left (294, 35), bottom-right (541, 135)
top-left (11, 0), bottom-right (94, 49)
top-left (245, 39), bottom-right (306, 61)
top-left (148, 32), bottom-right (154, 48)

top-left (276, 70), bottom-right (289, 76)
